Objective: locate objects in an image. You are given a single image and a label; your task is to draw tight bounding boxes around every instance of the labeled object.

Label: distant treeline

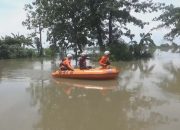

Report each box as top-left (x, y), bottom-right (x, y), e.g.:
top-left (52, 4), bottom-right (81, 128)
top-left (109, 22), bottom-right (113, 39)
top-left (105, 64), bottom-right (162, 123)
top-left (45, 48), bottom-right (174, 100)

top-left (0, 34), bottom-right (35, 59)
top-left (157, 43), bottom-right (180, 53)
top-left (0, 33), bottom-right (156, 60)
top-left (0, 34), bottom-right (56, 59)
top-left (0, 33), bottom-right (179, 60)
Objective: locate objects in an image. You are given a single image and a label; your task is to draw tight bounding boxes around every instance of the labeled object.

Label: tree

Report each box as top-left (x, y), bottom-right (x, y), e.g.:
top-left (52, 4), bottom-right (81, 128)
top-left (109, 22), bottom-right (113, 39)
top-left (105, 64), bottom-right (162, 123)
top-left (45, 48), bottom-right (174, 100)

top-left (0, 34), bottom-right (34, 59)
top-left (24, 0), bottom-right (164, 54)
top-left (154, 5), bottom-right (180, 41)
top-left (139, 33), bottom-right (156, 47)
top-left (43, 0), bottom-right (90, 51)
top-left (22, 1), bottom-right (47, 56)
top-left (11, 33), bottom-right (33, 48)
top-left (87, 0), bottom-right (164, 48)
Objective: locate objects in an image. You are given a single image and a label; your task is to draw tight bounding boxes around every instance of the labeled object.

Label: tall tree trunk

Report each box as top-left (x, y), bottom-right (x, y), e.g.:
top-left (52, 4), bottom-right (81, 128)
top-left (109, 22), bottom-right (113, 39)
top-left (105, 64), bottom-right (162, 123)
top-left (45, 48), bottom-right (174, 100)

top-left (39, 24), bottom-right (43, 56)
top-left (89, 0), bottom-right (105, 52)
top-left (96, 24), bottom-right (105, 52)
top-left (77, 42), bottom-right (82, 52)
top-left (74, 32), bottom-right (79, 67)
top-left (108, 11), bottom-right (113, 46)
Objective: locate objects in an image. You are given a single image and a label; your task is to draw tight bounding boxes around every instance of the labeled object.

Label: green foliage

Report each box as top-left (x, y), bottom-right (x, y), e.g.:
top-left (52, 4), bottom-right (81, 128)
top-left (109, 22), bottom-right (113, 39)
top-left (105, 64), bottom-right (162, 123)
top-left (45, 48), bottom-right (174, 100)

top-left (139, 33), bottom-right (156, 47)
top-left (44, 48), bottom-right (55, 57)
top-left (0, 34), bottom-right (36, 59)
top-left (22, 2), bottom-right (45, 56)
top-left (154, 5), bottom-right (180, 41)
top-left (109, 40), bottom-right (133, 61)
top-left (108, 31), bottom-right (155, 61)
top-left (23, 0), bottom-right (164, 54)
top-left (26, 49), bottom-right (36, 57)
top-left (109, 39), bottom-right (153, 61)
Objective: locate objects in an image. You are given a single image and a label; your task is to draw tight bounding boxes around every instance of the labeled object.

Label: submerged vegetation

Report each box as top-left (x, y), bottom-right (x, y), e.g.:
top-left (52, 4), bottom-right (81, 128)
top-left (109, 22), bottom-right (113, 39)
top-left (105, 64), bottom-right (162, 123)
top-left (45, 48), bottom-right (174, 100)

top-left (109, 33), bottom-right (156, 61)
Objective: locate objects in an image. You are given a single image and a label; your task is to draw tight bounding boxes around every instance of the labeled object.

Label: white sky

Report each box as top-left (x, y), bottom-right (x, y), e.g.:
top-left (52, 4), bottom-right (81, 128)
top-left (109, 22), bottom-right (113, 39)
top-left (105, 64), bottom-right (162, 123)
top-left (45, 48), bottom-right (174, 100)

top-left (0, 0), bottom-right (32, 36)
top-left (0, 0), bottom-right (180, 46)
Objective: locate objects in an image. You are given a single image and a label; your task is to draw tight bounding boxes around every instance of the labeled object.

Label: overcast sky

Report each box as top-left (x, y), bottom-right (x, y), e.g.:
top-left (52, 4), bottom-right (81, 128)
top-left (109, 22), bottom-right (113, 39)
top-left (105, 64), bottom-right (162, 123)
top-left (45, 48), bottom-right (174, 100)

top-left (0, 0), bottom-right (180, 46)
top-left (0, 0), bottom-right (32, 36)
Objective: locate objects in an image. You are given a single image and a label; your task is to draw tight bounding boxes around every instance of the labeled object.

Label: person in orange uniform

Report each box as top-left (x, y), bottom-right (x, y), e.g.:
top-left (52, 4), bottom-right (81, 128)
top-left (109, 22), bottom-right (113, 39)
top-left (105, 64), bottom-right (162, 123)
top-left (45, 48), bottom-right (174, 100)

top-left (99, 51), bottom-right (111, 69)
top-left (59, 54), bottom-right (74, 71)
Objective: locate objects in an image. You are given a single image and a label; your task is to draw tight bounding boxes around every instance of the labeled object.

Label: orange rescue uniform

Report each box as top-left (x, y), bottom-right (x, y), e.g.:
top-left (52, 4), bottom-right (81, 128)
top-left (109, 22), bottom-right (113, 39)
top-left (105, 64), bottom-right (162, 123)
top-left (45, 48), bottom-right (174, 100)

top-left (60, 58), bottom-right (74, 71)
top-left (99, 55), bottom-right (110, 68)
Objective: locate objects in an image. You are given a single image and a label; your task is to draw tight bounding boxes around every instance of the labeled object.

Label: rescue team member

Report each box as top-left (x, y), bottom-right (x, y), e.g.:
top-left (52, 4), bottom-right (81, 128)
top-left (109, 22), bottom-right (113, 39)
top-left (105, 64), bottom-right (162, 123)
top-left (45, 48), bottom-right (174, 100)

top-left (99, 51), bottom-right (111, 69)
top-left (78, 52), bottom-right (92, 70)
top-left (59, 54), bottom-right (74, 71)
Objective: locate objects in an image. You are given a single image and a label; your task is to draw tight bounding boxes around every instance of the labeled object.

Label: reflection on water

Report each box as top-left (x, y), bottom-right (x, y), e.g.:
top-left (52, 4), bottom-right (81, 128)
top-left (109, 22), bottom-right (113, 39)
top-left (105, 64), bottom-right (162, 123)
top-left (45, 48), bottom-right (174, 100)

top-left (28, 79), bottom-right (131, 130)
top-left (52, 78), bottom-right (118, 96)
top-left (1, 51), bottom-right (180, 130)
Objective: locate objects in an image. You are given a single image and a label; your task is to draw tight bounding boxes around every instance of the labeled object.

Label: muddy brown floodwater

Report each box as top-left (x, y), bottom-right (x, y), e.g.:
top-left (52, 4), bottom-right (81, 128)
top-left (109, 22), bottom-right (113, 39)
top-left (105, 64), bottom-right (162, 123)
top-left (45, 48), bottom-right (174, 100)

top-left (0, 50), bottom-right (180, 130)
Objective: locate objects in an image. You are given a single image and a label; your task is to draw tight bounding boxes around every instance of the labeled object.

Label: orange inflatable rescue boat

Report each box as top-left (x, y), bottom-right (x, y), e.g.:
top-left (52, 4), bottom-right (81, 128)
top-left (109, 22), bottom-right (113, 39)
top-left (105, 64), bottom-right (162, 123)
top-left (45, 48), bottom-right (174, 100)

top-left (52, 68), bottom-right (119, 80)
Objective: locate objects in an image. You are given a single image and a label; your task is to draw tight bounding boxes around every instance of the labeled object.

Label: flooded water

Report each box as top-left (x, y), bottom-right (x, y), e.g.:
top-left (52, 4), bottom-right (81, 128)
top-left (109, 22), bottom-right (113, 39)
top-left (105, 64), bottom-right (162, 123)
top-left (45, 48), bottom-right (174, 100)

top-left (0, 50), bottom-right (180, 130)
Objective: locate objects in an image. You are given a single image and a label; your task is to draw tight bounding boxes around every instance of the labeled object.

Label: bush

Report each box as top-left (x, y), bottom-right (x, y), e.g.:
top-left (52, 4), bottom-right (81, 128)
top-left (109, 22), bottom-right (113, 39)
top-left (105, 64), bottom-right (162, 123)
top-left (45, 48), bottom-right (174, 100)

top-left (44, 48), bottom-right (55, 57)
top-left (0, 34), bottom-right (36, 59)
top-left (108, 40), bottom-right (153, 61)
top-left (109, 40), bottom-right (133, 61)
top-left (26, 49), bottom-right (35, 57)
top-left (0, 44), bottom-right (36, 59)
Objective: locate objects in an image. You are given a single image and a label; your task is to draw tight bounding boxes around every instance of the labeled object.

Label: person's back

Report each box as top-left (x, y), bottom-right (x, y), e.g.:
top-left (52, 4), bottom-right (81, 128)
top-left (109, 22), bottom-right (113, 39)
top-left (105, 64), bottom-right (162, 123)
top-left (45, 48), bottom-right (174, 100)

top-left (79, 56), bottom-right (86, 69)
top-left (59, 54), bottom-right (74, 71)
top-left (78, 52), bottom-right (92, 70)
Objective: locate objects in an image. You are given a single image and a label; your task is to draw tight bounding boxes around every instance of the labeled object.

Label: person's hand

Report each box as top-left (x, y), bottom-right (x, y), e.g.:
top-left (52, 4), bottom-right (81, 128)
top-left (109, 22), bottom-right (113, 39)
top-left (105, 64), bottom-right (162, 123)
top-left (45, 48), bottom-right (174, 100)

top-left (107, 65), bottom-right (111, 69)
top-left (106, 61), bottom-right (110, 65)
top-left (103, 64), bottom-right (107, 67)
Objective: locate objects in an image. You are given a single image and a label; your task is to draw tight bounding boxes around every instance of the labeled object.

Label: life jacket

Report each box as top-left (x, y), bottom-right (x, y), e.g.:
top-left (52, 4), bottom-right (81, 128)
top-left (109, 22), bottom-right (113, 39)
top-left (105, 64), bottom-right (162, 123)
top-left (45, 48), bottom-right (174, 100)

top-left (99, 55), bottom-right (109, 66)
top-left (60, 58), bottom-right (71, 68)
top-left (59, 58), bottom-right (65, 66)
